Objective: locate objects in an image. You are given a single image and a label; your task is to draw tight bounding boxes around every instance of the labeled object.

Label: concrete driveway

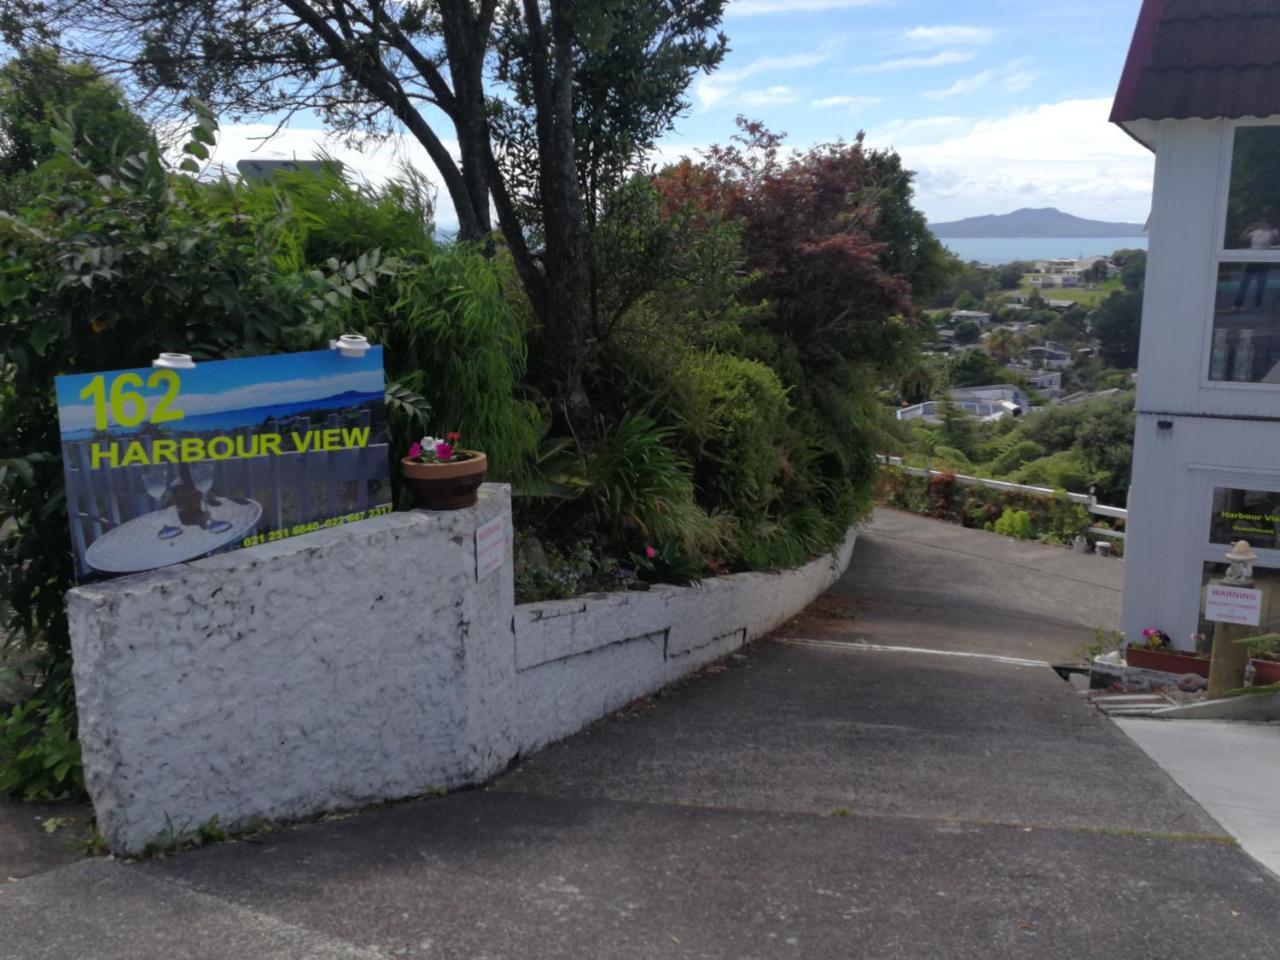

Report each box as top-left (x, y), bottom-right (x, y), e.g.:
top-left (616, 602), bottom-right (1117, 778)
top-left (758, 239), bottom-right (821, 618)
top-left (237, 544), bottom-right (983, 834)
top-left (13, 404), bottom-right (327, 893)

top-left (4, 509), bottom-right (1279, 960)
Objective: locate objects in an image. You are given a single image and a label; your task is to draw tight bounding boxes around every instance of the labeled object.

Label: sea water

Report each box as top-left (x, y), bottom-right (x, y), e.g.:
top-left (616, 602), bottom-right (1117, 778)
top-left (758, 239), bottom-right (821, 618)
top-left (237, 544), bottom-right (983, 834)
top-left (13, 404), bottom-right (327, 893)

top-left (941, 236), bottom-right (1148, 265)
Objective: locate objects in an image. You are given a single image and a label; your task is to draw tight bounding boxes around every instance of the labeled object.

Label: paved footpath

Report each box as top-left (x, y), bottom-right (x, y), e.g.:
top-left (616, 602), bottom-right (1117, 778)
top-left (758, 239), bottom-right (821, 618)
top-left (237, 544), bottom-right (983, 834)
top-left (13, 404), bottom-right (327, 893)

top-left (4, 509), bottom-right (1280, 959)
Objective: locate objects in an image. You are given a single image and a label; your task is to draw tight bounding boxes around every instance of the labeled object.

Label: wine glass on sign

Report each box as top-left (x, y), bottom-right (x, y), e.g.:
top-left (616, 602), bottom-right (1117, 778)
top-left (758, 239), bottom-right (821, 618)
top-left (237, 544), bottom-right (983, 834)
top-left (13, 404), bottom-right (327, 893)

top-left (189, 461), bottom-right (233, 534)
top-left (141, 463), bottom-right (182, 540)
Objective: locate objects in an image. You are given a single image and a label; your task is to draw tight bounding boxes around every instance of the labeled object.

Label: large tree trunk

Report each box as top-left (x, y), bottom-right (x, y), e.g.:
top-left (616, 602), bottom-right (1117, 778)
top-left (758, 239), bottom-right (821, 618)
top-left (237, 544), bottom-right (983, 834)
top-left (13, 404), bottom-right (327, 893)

top-left (522, 0), bottom-right (586, 401)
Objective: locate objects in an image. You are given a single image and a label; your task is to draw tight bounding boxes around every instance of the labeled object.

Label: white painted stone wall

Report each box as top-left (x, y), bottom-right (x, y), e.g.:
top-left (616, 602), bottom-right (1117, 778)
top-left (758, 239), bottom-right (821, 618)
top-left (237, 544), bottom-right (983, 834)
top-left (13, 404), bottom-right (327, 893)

top-left (512, 529), bottom-right (857, 754)
top-left (68, 487), bottom-right (515, 853)
top-left (68, 482), bottom-right (856, 853)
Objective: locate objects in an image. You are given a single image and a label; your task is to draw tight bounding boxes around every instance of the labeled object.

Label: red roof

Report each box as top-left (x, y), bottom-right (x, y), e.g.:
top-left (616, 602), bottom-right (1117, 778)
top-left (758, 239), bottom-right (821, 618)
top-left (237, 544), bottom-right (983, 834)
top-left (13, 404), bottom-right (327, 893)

top-left (1112, 0), bottom-right (1280, 124)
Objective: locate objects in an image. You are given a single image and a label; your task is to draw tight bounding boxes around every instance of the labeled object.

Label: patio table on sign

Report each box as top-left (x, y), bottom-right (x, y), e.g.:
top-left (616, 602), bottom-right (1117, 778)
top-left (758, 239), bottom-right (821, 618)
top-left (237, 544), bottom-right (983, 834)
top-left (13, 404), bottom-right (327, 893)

top-left (83, 498), bottom-right (263, 575)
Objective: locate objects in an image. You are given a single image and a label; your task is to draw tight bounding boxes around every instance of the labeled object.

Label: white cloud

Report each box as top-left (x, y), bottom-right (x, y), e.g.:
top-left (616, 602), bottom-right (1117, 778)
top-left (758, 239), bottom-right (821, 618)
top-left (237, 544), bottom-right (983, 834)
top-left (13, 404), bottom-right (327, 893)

top-left (865, 98), bottom-right (1154, 223)
top-left (729, 0), bottom-right (876, 15)
top-left (924, 70), bottom-right (995, 100)
top-left (852, 50), bottom-right (976, 74)
top-left (741, 85), bottom-right (801, 106)
top-left (695, 48), bottom-right (833, 108)
top-left (903, 26), bottom-right (997, 48)
top-left (810, 94), bottom-right (883, 111)
top-left (923, 60), bottom-right (1038, 100)
top-left (1002, 69), bottom-right (1035, 94)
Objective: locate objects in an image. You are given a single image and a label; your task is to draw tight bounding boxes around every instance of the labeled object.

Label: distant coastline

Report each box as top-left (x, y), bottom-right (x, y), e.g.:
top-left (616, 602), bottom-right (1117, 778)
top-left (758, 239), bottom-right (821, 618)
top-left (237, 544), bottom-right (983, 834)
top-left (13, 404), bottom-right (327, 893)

top-left (941, 236), bottom-right (1149, 266)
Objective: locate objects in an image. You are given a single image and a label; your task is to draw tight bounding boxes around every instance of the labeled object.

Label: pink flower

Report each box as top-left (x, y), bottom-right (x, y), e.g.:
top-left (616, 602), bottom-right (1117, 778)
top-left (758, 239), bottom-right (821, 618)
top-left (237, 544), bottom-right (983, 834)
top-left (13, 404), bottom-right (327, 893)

top-left (1141, 629), bottom-right (1153, 638)
top-left (645, 545), bottom-right (657, 559)
top-left (447, 431), bottom-right (461, 442)
top-left (436, 442), bottom-right (453, 462)
top-left (407, 442), bottom-right (422, 459)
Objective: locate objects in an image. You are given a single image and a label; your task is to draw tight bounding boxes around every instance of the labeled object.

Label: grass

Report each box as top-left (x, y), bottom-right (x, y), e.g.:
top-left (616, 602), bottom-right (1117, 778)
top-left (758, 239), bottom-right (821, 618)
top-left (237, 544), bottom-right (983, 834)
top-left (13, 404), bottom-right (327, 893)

top-left (1009, 276), bottom-right (1123, 309)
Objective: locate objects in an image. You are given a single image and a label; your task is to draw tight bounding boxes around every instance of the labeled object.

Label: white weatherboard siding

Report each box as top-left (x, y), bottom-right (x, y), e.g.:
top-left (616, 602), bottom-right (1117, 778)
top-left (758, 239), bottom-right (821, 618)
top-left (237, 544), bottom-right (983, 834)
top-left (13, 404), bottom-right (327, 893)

top-left (1123, 115), bottom-right (1280, 649)
top-left (1123, 416), bottom-right (1280, 646)
top-left (68, 486), bottom-right (856, 852)
top-left (1137, 117), bottom-right (1280, 420)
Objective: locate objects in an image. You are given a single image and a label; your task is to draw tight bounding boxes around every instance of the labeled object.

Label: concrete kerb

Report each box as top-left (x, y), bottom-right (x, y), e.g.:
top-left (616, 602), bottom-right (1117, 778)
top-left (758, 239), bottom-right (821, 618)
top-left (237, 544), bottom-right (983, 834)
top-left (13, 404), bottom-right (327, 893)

top-left (66, 484), bottom-right (858, 852)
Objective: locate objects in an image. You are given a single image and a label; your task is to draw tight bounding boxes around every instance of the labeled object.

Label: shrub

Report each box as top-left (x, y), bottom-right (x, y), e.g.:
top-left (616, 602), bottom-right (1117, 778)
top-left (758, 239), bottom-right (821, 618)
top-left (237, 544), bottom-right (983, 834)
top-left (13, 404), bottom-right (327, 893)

top-left (993, 508), bottom-right (1034, 540)
top-left (658, 350), bottom-right (790, 526)
top-left (989, 439), bottom-right (1046, 477)
top-left (1009, 451), bottom-right (1091, 493)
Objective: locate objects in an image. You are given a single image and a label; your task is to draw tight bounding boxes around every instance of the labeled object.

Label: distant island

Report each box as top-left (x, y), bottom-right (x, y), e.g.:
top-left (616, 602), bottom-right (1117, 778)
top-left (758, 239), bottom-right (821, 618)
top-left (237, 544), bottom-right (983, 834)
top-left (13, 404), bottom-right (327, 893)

top-left (928, 207), bottom-right (1146, 239)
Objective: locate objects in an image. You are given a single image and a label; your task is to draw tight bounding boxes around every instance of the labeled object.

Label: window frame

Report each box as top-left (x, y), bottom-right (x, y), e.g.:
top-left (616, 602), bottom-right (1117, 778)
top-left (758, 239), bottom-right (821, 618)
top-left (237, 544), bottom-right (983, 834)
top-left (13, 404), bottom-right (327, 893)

top-left (1200, 119), bottom-right (1280, 390)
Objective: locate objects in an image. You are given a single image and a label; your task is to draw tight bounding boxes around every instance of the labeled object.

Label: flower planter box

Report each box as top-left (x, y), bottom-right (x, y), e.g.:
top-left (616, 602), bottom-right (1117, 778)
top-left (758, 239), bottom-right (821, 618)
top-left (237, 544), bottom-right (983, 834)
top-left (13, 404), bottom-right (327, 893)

top-left (1125, 646), bottom-right (1211, 678)
top-left (1250, 658), bottom-right (1280, 685)
top-left (400, 452), bottom-right (488, 510)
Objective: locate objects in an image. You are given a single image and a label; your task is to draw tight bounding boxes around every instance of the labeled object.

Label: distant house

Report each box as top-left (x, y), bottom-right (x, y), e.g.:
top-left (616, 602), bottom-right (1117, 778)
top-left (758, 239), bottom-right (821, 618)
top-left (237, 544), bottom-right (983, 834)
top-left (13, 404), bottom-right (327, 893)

top-left (949, 384), bottom-right (1030, 409)
top-left (1059, 388), bottom-right (1122, 406)
top-left (1026, 342), bottom-right (1073, 369)
top-left (949, 309), bottom-right (993, 326)
top-left (1025, 370), bottom-right (1063, 399)
top-left (1112, 0), bottom-right (1280, 647)
top-left (895, 398), bottom-right (1022, 424)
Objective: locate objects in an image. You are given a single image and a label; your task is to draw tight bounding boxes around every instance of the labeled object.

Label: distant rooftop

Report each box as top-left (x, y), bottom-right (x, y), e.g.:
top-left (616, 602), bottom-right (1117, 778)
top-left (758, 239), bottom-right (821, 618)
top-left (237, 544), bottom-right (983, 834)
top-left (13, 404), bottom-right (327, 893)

top-left (1112, 0), bottom-right (1280, 126)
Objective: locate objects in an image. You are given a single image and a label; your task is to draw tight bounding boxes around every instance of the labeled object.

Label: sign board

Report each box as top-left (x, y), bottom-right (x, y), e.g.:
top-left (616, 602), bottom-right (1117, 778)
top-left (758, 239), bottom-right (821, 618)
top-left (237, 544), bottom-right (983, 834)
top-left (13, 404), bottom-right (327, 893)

top-left (1210, 486), bottom-right (1280, 551)
top-left (1205, 583), bottom-right (1263, 626)
top-left (55, 348), bottom-right (390, 582)
top-left (476, 515), bottom-right (505, 581)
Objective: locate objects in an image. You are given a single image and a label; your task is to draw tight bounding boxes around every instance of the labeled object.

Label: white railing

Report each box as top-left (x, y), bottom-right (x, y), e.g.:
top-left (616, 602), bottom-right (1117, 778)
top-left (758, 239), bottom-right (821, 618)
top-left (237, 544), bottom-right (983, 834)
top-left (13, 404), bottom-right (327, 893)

top-left (877, 456), bottom-right (1127, 539)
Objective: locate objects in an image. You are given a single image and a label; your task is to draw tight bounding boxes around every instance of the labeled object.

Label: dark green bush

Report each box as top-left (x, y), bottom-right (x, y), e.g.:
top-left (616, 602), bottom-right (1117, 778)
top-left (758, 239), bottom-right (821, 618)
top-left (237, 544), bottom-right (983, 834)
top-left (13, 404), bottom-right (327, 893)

top-left (662, 350), bottom-right (789, 524)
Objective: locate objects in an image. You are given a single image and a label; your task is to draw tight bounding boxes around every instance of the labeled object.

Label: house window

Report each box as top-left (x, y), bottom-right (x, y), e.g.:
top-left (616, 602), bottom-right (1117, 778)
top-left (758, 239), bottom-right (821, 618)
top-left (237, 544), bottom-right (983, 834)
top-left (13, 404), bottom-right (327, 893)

top-left (1210, 126), bottom-right (1280, 383)
top-left (1208, 264), bottom-right (1280, 381)
top-left (1210, 487), bottom-right (1280, 550)
top-left (1224, 126), bottom-right (1280, 250)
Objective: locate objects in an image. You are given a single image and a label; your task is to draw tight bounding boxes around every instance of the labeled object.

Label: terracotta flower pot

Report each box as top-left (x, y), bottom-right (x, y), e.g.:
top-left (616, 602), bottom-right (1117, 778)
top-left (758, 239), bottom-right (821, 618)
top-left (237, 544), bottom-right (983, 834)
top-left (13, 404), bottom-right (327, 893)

top-left (1125, 645), bottom-right (1211, 678)
top-left (400, 451), bottom-right (487, 510)
top-left (1250, 658), bottom-right (1280, 686)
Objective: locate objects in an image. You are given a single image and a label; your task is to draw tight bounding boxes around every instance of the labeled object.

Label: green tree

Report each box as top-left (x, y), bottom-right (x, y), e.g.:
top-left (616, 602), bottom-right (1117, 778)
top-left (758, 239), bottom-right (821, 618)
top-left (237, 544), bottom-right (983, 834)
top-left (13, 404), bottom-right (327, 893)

top-left (862, 148), bottom-right (953, 303)
top-left (953, 320), bottom-right (981, 345)
top-left (8, 0), bottom-right (729, 400)
top-left (947, 349), bottom-right (1003, 387)
top-left (997, 263), bottom-right (1025, 289)
top-left (1083, 259), bottom-right (1110, 285)
top-left (0, 47), bottom-right (154, 184)
top-left (954, 290), bottom-right (979, 311)
top-left (937, 400), bottom-right (975, 458)
top-left (1076, 395), bottom-right (1136, 502)
top-left (1117, 250), bottom-right (1147, 292)
top-left (983, 327), bottom-right (1021, 364)
top-left (1093, 289), bottom-right (1142, 368)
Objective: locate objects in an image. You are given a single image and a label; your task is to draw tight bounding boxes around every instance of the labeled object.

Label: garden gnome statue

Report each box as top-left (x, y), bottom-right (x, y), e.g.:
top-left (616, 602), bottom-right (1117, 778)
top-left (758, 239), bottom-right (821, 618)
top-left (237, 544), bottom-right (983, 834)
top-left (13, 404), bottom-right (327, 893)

top-left (1208, 540), bottom-right (1258, 698)
top-left (1224, 540), bottom-right (1257, 585)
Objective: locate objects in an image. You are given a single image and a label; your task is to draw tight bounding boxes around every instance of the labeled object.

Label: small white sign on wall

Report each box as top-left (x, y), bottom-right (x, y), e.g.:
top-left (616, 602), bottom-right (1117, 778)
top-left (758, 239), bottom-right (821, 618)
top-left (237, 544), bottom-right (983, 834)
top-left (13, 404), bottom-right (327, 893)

top-left (475, 515), bottom-right (505, 581)
top-left (1205, 583), bottom-right (1262, 626)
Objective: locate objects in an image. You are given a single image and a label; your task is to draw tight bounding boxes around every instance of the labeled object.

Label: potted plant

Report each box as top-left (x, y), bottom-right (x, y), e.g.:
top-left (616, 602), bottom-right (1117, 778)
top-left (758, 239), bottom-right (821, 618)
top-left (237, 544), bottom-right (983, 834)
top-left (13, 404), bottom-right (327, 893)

top-left (1125, 628), bottom-right (1212, 678)
top-left (1237, 634), bottom-right (1280, 685)
top-left (400, 431), bottom-right (487, 510)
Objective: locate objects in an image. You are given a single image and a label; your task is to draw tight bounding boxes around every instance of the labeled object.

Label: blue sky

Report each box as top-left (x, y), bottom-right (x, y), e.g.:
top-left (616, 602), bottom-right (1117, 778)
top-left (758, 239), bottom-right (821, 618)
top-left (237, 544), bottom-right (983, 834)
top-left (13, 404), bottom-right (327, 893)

top-left (208, 1), bottom-right (1154, 230)
top-left (56, 348), bottom-right (385, 435)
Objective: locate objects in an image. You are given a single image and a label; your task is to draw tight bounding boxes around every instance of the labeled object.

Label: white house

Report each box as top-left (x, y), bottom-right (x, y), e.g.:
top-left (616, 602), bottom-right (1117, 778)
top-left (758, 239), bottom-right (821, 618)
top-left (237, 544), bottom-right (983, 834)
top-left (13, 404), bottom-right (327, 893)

top-left (949, 384), bottom-right (1031, 409)
top-left (1026, 343), bottom-right (1073, 369)
top-left (1113, 0), bottom-right (1280, 648)
top-left (949, 309), bottom-right (993, 326)
top-left (1025, 370), bottom-right (1063, 400)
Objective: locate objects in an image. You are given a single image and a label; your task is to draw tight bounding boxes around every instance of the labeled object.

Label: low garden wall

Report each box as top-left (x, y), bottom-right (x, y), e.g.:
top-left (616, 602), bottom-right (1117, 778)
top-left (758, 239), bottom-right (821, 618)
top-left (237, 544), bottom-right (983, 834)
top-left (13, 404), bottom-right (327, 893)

top-left (67, 484), bottom-right (856, 852)
top-left (513, 528), bottom-right (857, 754)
